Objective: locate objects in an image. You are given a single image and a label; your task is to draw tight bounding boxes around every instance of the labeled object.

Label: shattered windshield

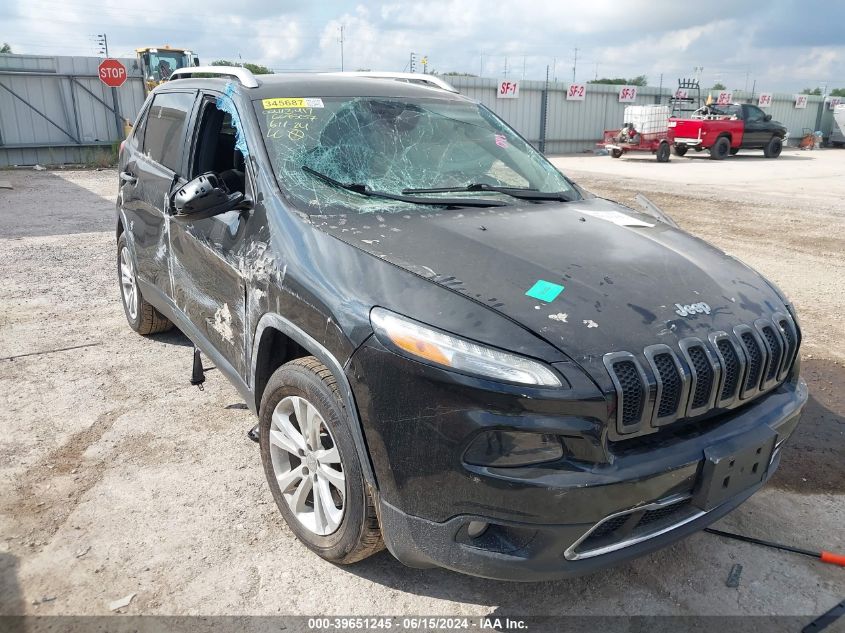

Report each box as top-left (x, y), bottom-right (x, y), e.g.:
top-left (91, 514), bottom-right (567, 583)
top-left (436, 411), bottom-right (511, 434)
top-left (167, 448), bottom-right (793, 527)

top-left (254, 96), bottom-right (577, 213)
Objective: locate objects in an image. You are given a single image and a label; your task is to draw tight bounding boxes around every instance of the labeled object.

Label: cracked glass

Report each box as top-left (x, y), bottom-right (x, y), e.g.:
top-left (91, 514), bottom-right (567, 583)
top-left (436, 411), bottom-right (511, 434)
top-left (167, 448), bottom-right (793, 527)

top-left (254, 96), bottom-right (576, 214)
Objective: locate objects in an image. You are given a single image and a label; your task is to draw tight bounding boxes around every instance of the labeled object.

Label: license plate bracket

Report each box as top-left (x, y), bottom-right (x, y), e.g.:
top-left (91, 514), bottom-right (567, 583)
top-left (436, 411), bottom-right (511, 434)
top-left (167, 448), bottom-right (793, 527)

top-left (693, 426), bottom-right (776, 511)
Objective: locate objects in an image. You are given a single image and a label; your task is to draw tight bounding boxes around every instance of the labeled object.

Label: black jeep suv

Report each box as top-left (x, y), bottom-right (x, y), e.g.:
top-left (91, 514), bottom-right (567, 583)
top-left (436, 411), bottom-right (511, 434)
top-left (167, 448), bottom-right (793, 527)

top-left (116, 67), bottom-right (807, 581)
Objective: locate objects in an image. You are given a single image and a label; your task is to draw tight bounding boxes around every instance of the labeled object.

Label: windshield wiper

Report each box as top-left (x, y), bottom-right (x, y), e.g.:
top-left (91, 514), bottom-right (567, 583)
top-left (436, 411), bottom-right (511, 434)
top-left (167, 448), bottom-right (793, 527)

top-left (403, 183), bottom-right (578, 202)
top-left (302, 167), bottom-right (506, 207)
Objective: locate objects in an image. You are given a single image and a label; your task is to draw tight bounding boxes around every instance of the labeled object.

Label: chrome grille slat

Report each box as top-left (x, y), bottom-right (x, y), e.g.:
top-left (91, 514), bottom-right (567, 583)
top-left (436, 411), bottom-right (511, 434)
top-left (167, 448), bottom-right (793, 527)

top-left (735, 324), bottom-right (768, 399)
top-left (643, 344), bottom-right (690, 427)
top-left (773, 311), bottom-right (798, 381)
top-left (679, 338), bottom-right (720, 417)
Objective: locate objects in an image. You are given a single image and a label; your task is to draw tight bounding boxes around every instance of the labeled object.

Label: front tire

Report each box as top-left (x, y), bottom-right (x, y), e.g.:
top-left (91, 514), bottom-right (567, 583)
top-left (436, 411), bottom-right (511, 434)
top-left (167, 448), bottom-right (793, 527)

top-left (709, 136), bottom-right (731, 160)
top-left (764, 136), bottom-right (783, 158)
top-left (611, 148), bottom-right (623, 158)
top-left (259, 357), bottom-right (383, 564)
top-left (117, 233), bottom-right (173, 335)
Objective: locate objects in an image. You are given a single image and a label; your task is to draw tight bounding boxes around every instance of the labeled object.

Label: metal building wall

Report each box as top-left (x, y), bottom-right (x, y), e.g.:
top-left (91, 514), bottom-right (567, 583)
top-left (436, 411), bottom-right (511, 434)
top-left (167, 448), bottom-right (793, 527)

top-left (448, 76), bottom-right (829, 153)
top-left (0, 53), bottom-right (147, 166)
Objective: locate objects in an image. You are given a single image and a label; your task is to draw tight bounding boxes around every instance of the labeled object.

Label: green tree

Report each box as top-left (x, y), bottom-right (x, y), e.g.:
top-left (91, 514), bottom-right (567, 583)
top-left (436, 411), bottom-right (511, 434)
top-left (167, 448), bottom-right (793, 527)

top-left (441, 71), bottom-right (478, 77)
top-left (830, 88), bottom-right (845, 97)
top-left (211, 59), bottom-right (273, 74)
top-left (0, 43), bottom-right (11, 53)
top-left (801, 87), bottom-right (822, 95)
top-left (588, 75), bottom-right (647, 86)
top-left (711, 82), bottom-right (726, 90)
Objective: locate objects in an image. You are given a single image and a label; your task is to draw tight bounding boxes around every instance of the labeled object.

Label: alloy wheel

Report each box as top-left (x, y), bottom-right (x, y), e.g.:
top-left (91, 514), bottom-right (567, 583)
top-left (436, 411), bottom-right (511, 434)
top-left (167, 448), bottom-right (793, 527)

top-left (269, 395), bottom-right (346, 536)
top-left (119, 246), bottom-right (138, 320)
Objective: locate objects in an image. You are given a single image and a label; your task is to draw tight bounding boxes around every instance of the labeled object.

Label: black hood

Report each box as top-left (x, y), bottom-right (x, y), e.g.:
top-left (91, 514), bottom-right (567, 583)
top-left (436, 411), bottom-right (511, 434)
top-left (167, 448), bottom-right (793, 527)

top-left (314, 198), bottom-right (786, 367)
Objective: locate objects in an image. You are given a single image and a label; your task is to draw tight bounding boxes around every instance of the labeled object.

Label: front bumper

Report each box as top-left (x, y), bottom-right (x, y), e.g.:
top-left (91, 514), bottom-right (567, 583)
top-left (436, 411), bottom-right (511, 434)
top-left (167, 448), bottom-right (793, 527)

top-left (348, 338), bottom-right (807, 581)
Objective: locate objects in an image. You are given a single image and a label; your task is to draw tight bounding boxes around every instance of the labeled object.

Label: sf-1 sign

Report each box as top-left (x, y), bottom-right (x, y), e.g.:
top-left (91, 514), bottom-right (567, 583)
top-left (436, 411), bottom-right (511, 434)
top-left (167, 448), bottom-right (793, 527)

top-left (757, 93), bottom-right (773, 108)
top-left (716, 91), bottom-right (733, 106)
top-left (497, 80), bottom-right (519, 98)
top-left (98, 58), bottom-right (127, 88)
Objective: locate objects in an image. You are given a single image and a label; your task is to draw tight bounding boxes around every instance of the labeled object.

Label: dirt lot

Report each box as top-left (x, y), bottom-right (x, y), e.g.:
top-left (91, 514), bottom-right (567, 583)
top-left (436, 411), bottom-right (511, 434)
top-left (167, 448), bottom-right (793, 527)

top-left (1, 151), bottom-right (843, 620)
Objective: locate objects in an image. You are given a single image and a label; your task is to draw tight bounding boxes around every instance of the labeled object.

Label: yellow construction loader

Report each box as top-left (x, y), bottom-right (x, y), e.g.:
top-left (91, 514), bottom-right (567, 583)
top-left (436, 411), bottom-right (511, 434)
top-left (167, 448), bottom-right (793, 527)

top-left (136, 46), bottom-right (199, 93)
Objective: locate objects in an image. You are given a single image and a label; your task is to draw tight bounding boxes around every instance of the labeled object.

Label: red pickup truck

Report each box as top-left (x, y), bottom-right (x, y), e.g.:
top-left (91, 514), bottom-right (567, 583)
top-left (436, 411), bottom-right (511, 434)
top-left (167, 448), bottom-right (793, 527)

top-left (668, 103), bottom-right (787, 159)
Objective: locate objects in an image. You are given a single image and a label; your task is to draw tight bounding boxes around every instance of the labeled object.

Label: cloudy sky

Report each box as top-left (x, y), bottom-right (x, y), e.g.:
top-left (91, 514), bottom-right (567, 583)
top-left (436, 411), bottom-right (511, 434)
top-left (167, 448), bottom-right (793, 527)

top-left (3, 0), bottom-right (843, 92)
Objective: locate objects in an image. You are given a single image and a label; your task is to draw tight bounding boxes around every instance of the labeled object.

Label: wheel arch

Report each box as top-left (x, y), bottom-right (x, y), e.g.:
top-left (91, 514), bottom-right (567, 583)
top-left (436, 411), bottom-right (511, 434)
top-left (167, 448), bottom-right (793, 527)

top-left (251, 312), bottom-right (379, 489)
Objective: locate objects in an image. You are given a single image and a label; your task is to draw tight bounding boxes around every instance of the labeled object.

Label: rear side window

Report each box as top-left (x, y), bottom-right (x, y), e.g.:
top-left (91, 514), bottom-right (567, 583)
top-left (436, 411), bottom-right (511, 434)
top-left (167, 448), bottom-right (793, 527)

top-left (142, 91), bottom-right (195, 173)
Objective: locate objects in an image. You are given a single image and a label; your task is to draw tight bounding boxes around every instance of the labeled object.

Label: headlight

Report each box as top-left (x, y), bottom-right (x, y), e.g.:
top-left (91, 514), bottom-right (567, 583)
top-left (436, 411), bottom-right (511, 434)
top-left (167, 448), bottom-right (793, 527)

top-left (370, 307), bottom-right (562, 387)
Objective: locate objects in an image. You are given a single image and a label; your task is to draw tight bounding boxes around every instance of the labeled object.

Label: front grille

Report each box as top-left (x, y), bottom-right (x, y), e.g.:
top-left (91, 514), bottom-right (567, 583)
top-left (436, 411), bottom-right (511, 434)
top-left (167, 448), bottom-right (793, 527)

top-left (613, 361), bottom-right (644, 427)
top-left (687, 346), bottom-right (713, 409)
top-left (604, 315), bottom-right (796, 439)
top-left (741, 332), bottom-right (763, 391)
top-left (654, 353), bottom-right (682, 417)
top-left (717, 339), bottom-right (740, 401)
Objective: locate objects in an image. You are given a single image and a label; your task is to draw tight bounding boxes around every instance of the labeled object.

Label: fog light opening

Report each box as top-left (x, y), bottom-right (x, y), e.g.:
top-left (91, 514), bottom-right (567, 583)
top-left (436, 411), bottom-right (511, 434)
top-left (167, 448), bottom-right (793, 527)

top-left (467, 521), bottom-right (489, 539)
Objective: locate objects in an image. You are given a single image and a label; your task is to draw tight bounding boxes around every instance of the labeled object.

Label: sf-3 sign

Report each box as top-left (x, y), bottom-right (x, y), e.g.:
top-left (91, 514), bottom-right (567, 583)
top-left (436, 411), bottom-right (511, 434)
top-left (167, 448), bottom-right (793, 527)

top-left (618, 86), bottom-right (637, 102)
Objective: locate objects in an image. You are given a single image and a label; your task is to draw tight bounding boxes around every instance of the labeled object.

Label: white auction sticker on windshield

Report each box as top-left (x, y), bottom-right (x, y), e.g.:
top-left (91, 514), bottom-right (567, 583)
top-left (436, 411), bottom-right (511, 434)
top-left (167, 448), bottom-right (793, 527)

top-left (580, 210), bottom-right (654, 227)
top-left (262, 97), bottom-right (324, 109)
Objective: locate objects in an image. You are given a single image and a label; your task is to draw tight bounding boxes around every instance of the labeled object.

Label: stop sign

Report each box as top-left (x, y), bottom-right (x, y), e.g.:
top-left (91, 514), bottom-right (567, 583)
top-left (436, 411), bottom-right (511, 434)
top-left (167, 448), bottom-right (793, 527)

top-left (98, 58), bottom-right (127, 88)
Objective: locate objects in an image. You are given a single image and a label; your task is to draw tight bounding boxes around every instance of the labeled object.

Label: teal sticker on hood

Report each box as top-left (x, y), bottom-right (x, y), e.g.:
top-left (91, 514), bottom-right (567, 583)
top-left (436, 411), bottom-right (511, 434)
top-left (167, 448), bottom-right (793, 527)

top-left (525, 280), bottom-right (564, 302)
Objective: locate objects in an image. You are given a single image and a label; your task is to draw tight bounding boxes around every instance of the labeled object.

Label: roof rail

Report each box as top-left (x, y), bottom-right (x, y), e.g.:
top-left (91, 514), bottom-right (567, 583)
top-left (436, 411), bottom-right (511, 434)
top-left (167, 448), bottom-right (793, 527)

top-left (168, 66), bottom-right (259, 89)
top-left (324, 71), bottom-right (459, 93)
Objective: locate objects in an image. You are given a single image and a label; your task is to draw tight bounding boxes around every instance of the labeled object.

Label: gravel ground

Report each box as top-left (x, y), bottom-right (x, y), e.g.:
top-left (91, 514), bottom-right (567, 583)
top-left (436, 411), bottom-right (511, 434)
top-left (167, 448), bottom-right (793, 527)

top-left (0, 157), bottom-right (843, 620)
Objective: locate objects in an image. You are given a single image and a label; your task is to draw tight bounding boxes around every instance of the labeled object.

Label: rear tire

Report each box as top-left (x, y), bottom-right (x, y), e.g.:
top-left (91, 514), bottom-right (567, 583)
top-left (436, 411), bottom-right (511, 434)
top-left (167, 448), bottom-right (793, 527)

top-left (729, 148), bottom-right (740, 155)
top-left (709, 136), bottom-right (730, 160)
top-left (259, 357), bottom-right (383, 564)
top-left (117, 233), bottom-right (173, 335)
top-left (656, 142), bottom-right (670, 163)
top-left (764, 136), bottom-right (783, 158)
top-left (611, 148), bottom-right (623, 158)
top-left (673, 144), bottom-right (688, 157)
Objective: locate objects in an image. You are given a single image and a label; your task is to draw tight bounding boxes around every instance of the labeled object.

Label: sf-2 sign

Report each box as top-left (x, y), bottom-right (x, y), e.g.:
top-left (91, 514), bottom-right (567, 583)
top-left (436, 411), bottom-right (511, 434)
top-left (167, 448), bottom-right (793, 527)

top-left (98, 58), bottom-right (127, 88)
top-left (567, 83), bottom-right (586, 101)
top-left (497, 80), bottom-right (519, 99)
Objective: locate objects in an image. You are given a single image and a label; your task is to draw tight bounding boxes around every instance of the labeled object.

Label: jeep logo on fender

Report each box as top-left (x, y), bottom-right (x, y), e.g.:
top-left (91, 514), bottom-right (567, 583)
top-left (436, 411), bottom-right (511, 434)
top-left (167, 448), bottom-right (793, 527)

top-left (675, 302), bottom-right (711, 317)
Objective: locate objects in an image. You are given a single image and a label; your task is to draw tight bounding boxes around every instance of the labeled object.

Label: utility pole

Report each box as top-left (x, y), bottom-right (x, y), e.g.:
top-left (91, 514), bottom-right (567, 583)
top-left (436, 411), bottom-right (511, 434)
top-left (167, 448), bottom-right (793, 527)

top-left (339, 24), bottom-right (345, 72)
top-left (503, 56), bottom-right (508, 78)
top-left (96, 33), bottom-right (123, 140)
top-left (552, 57), bottom-right (556, 82)
top-left (421, 56), bottom-right (428, 74)
top-left (480, 48), bottom-right (483, 77)
top-left (522, 55), bottom-right (526, 80)
top-left (572, 47), bottom-right (578, 83)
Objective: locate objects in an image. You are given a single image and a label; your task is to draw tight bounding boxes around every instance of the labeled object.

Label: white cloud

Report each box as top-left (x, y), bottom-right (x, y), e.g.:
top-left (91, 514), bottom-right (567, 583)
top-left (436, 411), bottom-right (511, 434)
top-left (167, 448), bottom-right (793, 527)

top-left (2, 0), bottom-right (844, 91)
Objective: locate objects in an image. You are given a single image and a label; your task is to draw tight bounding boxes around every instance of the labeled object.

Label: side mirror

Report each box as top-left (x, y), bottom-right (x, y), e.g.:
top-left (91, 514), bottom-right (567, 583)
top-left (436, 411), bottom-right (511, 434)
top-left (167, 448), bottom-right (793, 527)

top-left (764, 114), bottom-right (772, 122)
top-left (171, 173), bottom-right (245, 220)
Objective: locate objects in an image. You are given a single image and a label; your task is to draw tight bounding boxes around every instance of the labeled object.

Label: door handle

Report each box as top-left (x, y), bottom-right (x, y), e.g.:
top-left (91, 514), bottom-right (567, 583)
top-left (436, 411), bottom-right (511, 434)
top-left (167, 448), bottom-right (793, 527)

top-left (120, 171), bottom-right (137, 186)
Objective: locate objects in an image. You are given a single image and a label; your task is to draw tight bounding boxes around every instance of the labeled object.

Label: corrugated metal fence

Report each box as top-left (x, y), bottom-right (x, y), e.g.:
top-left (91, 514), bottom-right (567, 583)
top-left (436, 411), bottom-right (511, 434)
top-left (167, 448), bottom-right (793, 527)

top-left (0, 54), bottom-right (146, 166)
top-left (0, 54), bottom-right (837, 165)
top-left (448, 77), bottom-right (835, 154)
